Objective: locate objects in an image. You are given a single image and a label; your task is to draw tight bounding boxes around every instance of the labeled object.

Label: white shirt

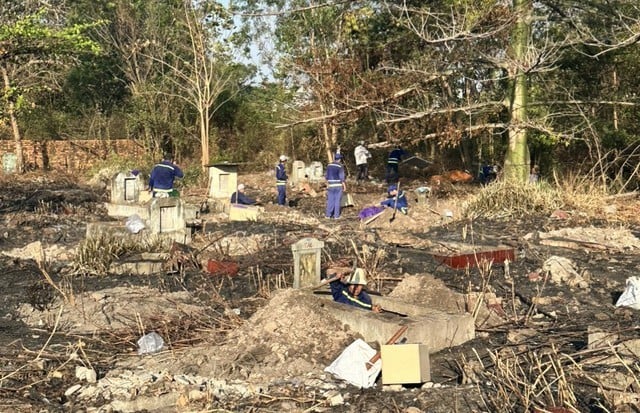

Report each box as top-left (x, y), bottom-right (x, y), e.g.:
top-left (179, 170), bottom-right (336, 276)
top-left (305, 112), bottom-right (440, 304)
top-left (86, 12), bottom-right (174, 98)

top-left (354, 145), bottom-right (371, 166)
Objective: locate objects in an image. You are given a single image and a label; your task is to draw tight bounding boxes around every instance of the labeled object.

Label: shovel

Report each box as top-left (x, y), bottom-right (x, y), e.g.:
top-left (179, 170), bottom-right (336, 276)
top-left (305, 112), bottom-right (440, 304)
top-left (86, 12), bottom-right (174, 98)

top-left (389, 181), bottom-right (401, 223)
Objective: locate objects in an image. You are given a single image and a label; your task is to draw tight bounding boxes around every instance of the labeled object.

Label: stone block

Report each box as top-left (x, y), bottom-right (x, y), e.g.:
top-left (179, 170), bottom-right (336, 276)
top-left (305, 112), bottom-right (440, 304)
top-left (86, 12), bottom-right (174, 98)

top-left (229, 204), bottom-right (260, 221)
top-left (381, 344), bottom-right (430, 384)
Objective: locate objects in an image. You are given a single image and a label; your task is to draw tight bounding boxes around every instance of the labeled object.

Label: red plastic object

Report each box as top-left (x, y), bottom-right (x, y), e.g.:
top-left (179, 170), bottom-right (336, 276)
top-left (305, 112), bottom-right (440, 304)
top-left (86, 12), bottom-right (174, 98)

top-left (207, 260), bottom-right (239, 276)
top-left (432, 248), bottom-right (515, 269)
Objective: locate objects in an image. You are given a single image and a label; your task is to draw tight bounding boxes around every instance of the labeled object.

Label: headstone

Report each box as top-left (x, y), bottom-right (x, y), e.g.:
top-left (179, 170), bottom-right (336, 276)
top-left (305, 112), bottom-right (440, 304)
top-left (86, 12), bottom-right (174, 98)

top-left (148, 197), bottom-right (188, 242)
top-left (291, 160), bottom-right (306, 185)
top-left (2, 153), bottom-right (17, 174)
top-left (291, 237), bottom-right (325, 288)
top-left (207, 163), bottom-right (239, 199)
top-left (110, 171), bottom-right (145, 204)
top-left (207, 162), bottom-right (238, 213)
top-left (306, 161), bottom-right (324, 183)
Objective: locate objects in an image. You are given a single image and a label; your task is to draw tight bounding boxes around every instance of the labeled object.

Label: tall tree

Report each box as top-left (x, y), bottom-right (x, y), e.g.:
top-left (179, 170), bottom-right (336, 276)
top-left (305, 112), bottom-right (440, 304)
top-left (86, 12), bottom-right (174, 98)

top-left (0, 2), bottom-right (100, 172)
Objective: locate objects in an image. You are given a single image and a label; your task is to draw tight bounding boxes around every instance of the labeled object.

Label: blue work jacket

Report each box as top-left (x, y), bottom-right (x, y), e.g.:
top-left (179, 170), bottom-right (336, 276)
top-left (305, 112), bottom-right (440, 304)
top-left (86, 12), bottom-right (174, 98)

top-left (149, 160), bottom-right (184, 192)
top-left (325, 162), bottom-right (345, 188)
top-left (381, 190), bottom-right (408, 212)
top-left (329, 280), bottom-right (374, 311)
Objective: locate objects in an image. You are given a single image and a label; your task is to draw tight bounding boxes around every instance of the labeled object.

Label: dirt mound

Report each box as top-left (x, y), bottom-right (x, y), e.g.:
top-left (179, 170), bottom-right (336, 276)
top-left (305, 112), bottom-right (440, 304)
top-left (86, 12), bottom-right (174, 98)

top-left (123, 288), bottom-right (359, 385)
top-left (200, 288), bottom-right (357, 383)
top-left (389, 274), bottom-right (467, 313)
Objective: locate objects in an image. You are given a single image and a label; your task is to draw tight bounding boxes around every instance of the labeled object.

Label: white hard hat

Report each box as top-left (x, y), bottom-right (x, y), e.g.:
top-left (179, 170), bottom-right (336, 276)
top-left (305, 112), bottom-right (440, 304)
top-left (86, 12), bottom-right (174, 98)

top-left (279, 155), bottom-right (288, 162)
top-left (237, 184), bottom-right (245, 191)
top-left (347, 268), bottom-right (367, 285)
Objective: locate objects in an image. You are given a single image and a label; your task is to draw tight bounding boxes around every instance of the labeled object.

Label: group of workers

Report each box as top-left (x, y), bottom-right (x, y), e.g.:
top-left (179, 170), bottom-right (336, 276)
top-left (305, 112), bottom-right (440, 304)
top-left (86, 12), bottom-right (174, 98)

top-left (146, 153), bottom-right (383, 315)
top-left (146, 145), bottom-right (410, 222)
top-left (270, 143), bottom-right (409, 219)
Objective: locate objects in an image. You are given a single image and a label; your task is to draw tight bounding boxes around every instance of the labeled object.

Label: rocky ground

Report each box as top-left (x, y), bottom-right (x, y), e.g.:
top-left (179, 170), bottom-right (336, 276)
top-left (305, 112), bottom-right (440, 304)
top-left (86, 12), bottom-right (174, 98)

top-left (1, 170), bottom-right (640, 413)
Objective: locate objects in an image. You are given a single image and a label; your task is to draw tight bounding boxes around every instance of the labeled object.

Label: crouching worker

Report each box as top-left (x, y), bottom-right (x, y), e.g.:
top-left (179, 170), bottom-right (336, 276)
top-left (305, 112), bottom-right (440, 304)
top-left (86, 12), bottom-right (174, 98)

top-left (328, 268), bottom-right (381, 313)
top-left (380, 184), bottom-right (408, 214)
top-left (230, 184), bottom-right (257, 205)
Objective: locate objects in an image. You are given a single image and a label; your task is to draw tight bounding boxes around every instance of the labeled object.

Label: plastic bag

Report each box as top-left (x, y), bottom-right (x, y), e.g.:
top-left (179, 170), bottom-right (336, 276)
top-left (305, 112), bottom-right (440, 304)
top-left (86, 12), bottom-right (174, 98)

top-left (125, 214), bottom-right (145, 234)
top-left (137, 332), bottom-right (165, 355)
top-left (324, 339), bottom-right (381, 388)
top-left (615, 276), bottom-right (640, 310)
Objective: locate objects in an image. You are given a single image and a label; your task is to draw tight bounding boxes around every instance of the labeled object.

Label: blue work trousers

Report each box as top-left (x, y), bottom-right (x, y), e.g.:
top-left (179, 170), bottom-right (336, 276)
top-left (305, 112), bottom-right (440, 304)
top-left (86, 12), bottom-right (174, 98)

top-left (277, 185), bottom-right (287, 206)
top-left (326, 186), bottom-right (343, 218)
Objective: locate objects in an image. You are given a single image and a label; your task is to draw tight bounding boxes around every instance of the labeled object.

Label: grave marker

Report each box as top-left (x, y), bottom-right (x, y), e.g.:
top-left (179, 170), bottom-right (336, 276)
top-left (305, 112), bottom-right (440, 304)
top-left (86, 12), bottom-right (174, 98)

top-left (291, 237), bottom-right (325, 289)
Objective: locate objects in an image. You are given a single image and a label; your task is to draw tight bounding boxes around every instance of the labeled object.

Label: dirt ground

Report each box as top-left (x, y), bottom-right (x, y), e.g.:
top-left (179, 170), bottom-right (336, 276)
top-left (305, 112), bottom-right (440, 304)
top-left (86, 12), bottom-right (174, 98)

top-left (1, 170), bottom-right (640, 412)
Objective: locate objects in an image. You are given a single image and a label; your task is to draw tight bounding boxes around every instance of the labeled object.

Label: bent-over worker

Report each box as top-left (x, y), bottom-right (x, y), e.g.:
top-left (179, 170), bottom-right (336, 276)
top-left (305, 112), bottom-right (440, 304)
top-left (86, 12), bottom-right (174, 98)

top-left (230, 184), bottom-right (256, 205)
top-left (148, 153), bottom-right (184, 198)
top-left (380, 184), bottom-right (408, 215)
top-left (329, 268), bottom-right (381, 313)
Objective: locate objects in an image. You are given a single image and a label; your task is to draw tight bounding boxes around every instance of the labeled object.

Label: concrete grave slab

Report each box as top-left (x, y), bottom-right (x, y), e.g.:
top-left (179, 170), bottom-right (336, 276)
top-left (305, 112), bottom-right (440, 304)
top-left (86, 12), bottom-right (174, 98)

top-left (320, 295), bottom-right (475, 353)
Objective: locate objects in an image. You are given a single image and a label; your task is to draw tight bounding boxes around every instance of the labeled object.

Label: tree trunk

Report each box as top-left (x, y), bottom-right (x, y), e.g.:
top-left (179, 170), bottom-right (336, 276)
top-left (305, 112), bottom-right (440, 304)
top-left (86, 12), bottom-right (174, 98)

top-left (1, 66), bottom-right (24, 173)
top-left (199, 108), bottom-right (209, 169)
top-left (504, 0), bottom-right (531, 183)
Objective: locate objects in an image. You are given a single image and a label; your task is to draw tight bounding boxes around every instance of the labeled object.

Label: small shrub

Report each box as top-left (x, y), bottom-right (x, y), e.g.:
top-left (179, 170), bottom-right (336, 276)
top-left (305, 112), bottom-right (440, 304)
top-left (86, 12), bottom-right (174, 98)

top-left (72, 233), bottom-right (170, 276)
top-left (463, 180), bottom-right (563, 219)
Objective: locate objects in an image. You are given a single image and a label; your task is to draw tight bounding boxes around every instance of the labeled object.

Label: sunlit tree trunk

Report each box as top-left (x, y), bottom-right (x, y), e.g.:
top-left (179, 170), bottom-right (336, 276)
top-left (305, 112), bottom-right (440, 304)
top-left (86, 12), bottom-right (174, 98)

top-left (504, 0), bottom-right (531, 182)
top-left (1, 66), bottom-right (23, 173)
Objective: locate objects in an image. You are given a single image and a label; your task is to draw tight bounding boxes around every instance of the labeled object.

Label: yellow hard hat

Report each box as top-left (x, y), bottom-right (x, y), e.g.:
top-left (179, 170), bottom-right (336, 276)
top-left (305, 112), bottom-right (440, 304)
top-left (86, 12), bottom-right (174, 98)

top-left (348, 268), bottom-right (367, 285)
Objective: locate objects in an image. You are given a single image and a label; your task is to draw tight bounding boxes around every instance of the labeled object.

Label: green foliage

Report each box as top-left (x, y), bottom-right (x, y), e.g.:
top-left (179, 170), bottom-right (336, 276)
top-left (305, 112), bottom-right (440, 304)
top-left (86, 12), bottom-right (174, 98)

top-left (83, 152), bottom-right (149, 181)
top-left (179, 163), bottom-right (203, 188)
top-left (0, 10), bottom-right (102, 58)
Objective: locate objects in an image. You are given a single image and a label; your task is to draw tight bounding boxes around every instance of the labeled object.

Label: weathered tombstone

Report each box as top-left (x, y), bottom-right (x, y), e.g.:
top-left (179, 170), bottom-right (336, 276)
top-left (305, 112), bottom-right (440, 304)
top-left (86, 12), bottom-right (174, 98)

top-left (291, 237), bottom-right (325, 289)
top-left (207, 162), bottom-right (238, 212)
top-left (110, 171), bottom-right (145, 204)
top-left (148, 197), bottom-right (189, 243)
top-left (291, 160), bottom-right (306, 185)
top-left (306, 161), bottom-right (324, 183)
top-left (2, 153), bottom-right (17, 174)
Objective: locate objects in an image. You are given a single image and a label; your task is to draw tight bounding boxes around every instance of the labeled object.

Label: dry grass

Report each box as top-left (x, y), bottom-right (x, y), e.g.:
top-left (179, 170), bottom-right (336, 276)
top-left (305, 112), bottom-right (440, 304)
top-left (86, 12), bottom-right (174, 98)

top-left (72, 233), bottom-right (171, 276)
top-left (463, 174), bottom-right (611, 220)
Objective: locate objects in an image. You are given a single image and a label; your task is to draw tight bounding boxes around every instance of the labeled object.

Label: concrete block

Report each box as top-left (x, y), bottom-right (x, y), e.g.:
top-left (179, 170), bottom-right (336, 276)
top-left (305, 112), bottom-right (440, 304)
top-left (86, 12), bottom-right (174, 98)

top-left (229, 204), bottom-right (260, 221)
top-left (381, 344), bottom-right (430, 384)
top-left (323, 296), bottom-right (475, 353)
top-left (105, 202), bottom-right (150, 219)
top-left (110, 253), bottom-right (167, 276)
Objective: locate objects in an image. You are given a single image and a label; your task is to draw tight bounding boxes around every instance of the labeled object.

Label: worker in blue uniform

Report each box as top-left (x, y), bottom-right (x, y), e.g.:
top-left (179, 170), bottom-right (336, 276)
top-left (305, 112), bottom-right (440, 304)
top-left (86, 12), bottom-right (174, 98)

top-left (325, 153), bottom-right (346, 219)
top-left (148, 153), bottom-right (184, 198)
top-left (380, 184), bottom-right (408, 214)
top-left (386, 145), bottom-right (408, 183)
top-left (329, 268), bottom-right (381, 312)
top-left (275, 155), bottom-right (288, 206)
top-left (230, 184), bottom-right (257, 205)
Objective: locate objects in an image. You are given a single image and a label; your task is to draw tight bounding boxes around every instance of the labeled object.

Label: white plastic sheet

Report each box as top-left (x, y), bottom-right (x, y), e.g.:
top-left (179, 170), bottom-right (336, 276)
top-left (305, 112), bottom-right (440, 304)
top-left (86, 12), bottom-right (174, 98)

top-left (125, 214), bottom-right (145, 234)
top-left (324, 339), bottom-right (381, 388)
top-left (616, 276), bottom-right (640, 310)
